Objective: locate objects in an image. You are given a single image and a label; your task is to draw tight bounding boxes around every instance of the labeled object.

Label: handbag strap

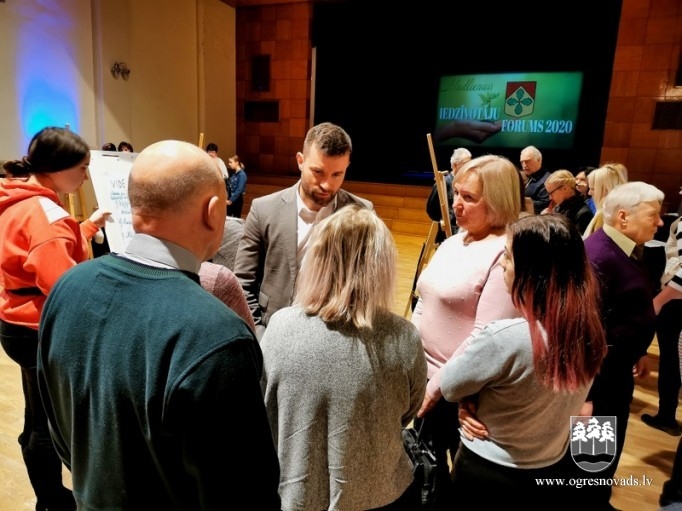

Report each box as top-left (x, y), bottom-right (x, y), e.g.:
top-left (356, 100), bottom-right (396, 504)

top-left (412, 420), bottom-right (426, 442)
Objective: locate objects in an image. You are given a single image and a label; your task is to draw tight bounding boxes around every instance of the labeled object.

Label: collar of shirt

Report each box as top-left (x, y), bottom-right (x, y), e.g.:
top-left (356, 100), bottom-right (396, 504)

top-left (603, 223), bottom-right (637, 257)
top-left (526, 168), bottom-right (547, 183)
top-left (121, 233), bottom-right (202, 274)
top-left (295, 185), bottom-right (336, 244)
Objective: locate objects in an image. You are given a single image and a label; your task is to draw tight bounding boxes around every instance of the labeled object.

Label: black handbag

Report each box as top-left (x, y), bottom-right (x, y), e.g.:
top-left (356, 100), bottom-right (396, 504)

top-left (402, 423), bottom-right (438, 511)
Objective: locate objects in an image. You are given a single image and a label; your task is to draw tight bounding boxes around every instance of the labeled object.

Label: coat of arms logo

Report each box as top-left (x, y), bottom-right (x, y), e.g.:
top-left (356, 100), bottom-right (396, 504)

top-left (570, 416), bottom-right (617, 472)
top-left (504, 81), bottom-right (536, 118)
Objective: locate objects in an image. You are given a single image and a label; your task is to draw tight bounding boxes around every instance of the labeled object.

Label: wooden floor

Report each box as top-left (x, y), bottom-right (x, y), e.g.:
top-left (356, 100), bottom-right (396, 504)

top-left (0, 233), bottom-right (677, 510)
top-left (395, 234), bottom-right (678, 511)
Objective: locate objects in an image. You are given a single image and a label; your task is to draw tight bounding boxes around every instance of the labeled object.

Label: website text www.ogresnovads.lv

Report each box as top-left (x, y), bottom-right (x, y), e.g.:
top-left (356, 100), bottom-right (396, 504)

top-left (535, 475), bottom-right (652, 489)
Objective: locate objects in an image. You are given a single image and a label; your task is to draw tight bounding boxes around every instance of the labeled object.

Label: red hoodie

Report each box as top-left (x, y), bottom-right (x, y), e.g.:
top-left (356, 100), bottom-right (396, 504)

top-left (0, 179), bottom-right (98, 329)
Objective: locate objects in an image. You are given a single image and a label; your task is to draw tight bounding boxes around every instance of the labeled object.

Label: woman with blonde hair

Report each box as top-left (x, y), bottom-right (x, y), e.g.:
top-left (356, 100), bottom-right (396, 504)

top-left (543, 169), bottom-right (594, 233)
top-left (260, 205), bottom-right (427, 511)
top-left (604, 161), bottom-right (628, 181)
top-left (582, 163), bottom-right (628, 238)
top-left (411, 154), bottom-right (522, 505)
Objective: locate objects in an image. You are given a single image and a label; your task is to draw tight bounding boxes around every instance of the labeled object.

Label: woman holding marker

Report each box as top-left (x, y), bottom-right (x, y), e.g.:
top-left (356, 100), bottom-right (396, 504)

top-left (0, 127), bottom-right (110, 511)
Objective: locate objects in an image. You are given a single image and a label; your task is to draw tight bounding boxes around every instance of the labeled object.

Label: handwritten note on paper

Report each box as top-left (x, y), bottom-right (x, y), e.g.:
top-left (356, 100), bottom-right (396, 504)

top-left (87, 150), bottom-right (137, 254)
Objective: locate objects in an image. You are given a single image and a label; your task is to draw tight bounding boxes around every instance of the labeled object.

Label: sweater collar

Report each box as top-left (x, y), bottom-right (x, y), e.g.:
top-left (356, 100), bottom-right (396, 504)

top-left (603, 223), bottom-right (637, 258)
top-left (121, 233), bottom-right (201, 274)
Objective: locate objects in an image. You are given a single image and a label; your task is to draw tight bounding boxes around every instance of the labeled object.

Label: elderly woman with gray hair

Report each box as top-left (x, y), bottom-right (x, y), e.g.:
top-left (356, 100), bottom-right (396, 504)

top-left (582, 180), bottom-right (664, 508)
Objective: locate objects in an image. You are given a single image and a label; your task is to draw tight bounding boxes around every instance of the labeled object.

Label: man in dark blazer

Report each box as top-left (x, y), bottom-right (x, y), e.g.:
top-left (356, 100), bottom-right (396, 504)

top-left (520, 145), bottom-right (550, 214)
top-left (233, 122), bottom-right (373, 337)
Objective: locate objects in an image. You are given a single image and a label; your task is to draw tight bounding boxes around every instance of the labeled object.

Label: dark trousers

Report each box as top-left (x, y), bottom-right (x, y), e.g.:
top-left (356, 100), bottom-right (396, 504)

top-left (579, 370), bottom-right (634, 507)
top-left (90, 227), bottom-right (111, 258)
top-left (413, 397), bottom-right (459, 510)
top-left (366, 480), bottom-right (420, 511)
top-left (228, 195), bottom-right (244, 218)
top-left (662, 436), bottom-right (682, 504)
top-left (655, 300), bottom-right (682, 421)
top-left (451, 445), bottom-right (580, 508)
top-left (317, 480), bottom-right (419, 511)
top-left (0, 320), bottom-right (71, 508)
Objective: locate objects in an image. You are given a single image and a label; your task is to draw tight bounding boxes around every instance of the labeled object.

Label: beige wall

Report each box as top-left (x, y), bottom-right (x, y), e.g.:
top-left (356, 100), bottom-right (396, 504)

top-left (91, 0), bottom-right (133, 148)
top-left (6, 0), bottom-right (679, 211)
top-left (200, 0), bottom-right (237, 156)
top-left (0, 0), bottom-right (97, 156)
top-left (0, 0), bottom-right (236, 160)
top-left (602, 0), bottom-right (682, 211)
top-left (92, 0), bottom-right (236, 153)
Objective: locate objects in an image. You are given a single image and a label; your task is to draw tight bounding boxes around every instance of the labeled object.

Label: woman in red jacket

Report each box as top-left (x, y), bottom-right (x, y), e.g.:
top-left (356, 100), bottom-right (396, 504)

top-left (0, 127), bottom-right (109, 511)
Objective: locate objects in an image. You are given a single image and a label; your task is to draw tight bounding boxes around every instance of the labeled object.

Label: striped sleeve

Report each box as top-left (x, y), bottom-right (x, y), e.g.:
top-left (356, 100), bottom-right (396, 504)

top-left (668, 219), bottom-right (682, 292)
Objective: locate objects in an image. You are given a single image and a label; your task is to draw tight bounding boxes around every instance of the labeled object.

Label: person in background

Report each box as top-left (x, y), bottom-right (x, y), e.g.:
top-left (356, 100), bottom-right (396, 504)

top-left (590, 164), bottom-right (629, 206)
top-left (410, 154), bottom-right (522, 508)
top-left (660, 300), bottom-right (682, 508)
top-left (205, 143), bottom-right (230, 215)
top-left (260, 205), bottom-right (426, 511)
top-left (441, 214), bottom-right (607, 505)
top-left (582, 181), bottom-right (664, 508)
top-left (575, 165), bottom-right (597, 213)
top-left (516, 167), bottom-right (534, 217)
top-left (198, 261), bottom-right (256, 331)
top-left (205, 142), bottom-right (229, 180)
top-left (101, 142), bottom-right (116, 151)
top-left (641, 214), bottom-right (682, 437)
top-left (36, 140), bottom-right (281, 510)
top-left (542, 169), bottom-right (594, 233)
top-left (0, 126), bottom-right (110, 511)
top-left (201, 213), bottom-right (254, 330)
top-left (117, 141), bottom-right (133, 152)
top-left (605, 161), bottom-right (628, 181)
top-left (226, 154), bottom-right (247, 218)
top-left (661, 435), bottom-right (682, 508)
top-left (211, 216), bottom-right (246, 271)
top-left (520, 145), bottom-right (550, 214)
top-left (425, 147), bottom-right (472, 242)
top-left (233, 122), bottom-right (372, 337)
top-left (582, 163), bottom-right (628, 238)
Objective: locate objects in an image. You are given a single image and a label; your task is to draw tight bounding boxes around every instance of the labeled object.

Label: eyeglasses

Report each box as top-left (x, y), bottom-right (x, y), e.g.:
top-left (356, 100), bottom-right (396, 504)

top-left (547, 185), bottom-right (564, 197)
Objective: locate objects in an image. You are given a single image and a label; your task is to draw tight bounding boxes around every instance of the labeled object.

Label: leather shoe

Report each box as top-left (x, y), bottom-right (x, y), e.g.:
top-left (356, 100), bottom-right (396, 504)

top-left (660, 478), bottom-right (682, 507)
top-left (642, 413), bottom-right (682, 436)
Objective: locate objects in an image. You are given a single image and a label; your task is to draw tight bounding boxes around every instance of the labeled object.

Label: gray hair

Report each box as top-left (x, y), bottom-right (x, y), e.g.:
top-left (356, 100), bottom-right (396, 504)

top-left (602, 181), bottom-right (664, 225)
top-left (450, 147), bottom-right (472, 169)
top-left (521, 145), bottom-right (542, 163)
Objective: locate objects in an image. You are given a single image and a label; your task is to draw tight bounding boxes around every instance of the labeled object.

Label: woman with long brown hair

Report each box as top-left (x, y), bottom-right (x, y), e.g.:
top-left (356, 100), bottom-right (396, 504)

top-left (440, 214), bottom-right (607, 505)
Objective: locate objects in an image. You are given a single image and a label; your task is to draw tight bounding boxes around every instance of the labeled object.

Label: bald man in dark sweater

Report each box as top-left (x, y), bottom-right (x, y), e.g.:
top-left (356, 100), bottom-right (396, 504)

top-left (37, 141), bottom-right (281, 511)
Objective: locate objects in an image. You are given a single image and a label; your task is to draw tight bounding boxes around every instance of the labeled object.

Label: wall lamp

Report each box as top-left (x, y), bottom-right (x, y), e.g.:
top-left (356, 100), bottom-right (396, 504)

top-left (111, 61), bottom-right (131, 80)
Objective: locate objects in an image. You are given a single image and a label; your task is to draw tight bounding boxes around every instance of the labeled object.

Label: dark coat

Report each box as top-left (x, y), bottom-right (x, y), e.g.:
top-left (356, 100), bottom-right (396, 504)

top-left (524, 168), bottom-right (551, 214)
top-left (554, 193), bottom-right (594, 234)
